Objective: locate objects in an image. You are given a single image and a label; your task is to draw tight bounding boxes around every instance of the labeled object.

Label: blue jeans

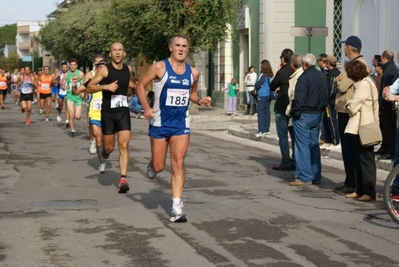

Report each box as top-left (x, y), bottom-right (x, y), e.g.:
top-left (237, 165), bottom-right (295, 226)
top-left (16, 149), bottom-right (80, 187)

top-left (275, 113), bottom-right (295, 166)
top-left (129, 105), bottom-right (143, 115)
top-left (245, 91), bottom-right (257, 105)
top-left (293, 113), bottom-right (321, 183)
top-left (257, 96), bottom-right (271, 133)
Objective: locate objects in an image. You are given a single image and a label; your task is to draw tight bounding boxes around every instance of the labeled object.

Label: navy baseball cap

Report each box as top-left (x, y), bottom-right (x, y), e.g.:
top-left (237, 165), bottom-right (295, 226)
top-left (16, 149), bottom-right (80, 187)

top-left (341, 36), bottom-right (362, 49)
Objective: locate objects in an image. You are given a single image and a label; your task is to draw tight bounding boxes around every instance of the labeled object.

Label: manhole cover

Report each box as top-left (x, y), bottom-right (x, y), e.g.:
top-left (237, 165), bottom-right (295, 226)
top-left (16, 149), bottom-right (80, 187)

top-left (32, 199), bottom-right (97, 207)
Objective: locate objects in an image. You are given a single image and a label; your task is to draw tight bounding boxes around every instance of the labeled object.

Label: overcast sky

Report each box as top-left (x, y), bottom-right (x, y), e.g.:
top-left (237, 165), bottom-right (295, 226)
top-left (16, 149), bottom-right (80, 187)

top-left (0, 0), bottom-right (58, 26)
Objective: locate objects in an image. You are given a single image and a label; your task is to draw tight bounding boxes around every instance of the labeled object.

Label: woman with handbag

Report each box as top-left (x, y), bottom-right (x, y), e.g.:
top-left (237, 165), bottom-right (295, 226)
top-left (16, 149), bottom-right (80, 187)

top-left (344, 60), bottom-right (380, 201)
top-left (254, 60), bottom-right (274, 137)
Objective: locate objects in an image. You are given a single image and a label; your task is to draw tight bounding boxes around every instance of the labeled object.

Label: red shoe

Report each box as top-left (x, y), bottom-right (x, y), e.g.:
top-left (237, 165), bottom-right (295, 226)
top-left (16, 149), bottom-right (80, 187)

top-left (25, 119), bottom-right (31, 125)
top-left (117, 178), bottom-right (129, 193)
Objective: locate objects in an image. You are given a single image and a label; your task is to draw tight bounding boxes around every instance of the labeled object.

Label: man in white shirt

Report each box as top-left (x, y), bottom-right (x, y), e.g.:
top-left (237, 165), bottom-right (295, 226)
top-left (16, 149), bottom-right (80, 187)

top-left (244, 65), bottom-right (257, 115)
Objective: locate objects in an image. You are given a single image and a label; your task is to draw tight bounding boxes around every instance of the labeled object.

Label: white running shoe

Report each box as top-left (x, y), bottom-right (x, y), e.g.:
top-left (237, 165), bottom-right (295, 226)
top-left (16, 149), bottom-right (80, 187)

top-left (255, 132), bottom-right (270, 137)
top-left (98, 163), bottom-right (106, 173)
top-left (89, 141), bottom-right (96, 154)
top-left (56, 115), bottom-right (61, 122)
top-left (44, 118), bottom-right (49, 122)
top-left (147, 161), bottom-right (157, 179)
top-left (170, 201), bottom-right (187, 222)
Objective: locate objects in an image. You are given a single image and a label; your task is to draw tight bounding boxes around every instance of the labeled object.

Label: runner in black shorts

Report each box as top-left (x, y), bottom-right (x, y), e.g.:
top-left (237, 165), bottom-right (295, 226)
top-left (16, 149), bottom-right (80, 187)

top-left (86, 42), bottom-right (136, 194)
top-left (19, 66), bottom-right (36, 125)
top-left (101, 109), bottom-right (131, 134)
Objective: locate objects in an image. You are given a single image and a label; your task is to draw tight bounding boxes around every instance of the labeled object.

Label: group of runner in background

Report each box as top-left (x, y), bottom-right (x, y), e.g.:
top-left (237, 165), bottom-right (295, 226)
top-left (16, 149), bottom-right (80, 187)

top-left (0, 62), bottom-right (73, 126)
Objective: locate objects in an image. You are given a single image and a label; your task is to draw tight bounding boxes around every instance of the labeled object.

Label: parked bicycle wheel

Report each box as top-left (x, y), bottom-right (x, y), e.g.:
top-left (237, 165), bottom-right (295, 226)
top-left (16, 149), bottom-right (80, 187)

top-left (383, 164), bottom-right (399, 224)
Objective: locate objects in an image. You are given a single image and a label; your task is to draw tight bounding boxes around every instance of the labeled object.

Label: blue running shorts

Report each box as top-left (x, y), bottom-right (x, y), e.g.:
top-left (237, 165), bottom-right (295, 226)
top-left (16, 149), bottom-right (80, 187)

top-left (148, 125), bottom-right (190, 140)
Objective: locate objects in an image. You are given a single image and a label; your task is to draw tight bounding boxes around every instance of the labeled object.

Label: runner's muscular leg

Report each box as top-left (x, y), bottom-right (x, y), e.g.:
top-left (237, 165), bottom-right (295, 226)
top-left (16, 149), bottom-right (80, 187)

top-left (150, 136), bottom-right (169, 173)
top-left (67, 101), bottom-right (75, 129)
top-left (65, 100), bottom-right (69, 120)
top-left (102, 134), bottom-right (116, 155)
top-left (74, 105), bottom-right (82, 120)
top-left (26, 101), bottom-right (32, 118)
top-left (117, 130), bottom-right (131, 175)
top-left (20, 100), bottom-right (26, 110)
top-left (57, 98), bottom-right (63, 113)
top-left (169, 134), bottom-right (190, 198)
top-left (45, 97), bottom-right (51, 117)
top-left (39, 98), bottom-right (45, 110)
top-left (92, 124), bottom-right (102, 146)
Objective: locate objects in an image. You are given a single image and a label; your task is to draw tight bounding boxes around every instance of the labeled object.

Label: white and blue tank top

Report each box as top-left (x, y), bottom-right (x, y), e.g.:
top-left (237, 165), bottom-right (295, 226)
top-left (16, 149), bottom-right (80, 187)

top-left (150, 59), bottom-right (193, 128)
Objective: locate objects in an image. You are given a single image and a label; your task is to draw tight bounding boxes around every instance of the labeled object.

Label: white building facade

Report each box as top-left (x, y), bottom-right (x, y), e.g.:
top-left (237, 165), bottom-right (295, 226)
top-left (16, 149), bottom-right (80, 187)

top-left (16, 21), bottom-right (44, 58)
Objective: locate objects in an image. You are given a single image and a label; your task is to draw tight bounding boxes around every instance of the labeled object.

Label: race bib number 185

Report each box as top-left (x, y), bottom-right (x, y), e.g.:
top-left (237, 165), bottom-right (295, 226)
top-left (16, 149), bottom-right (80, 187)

top-left (166, 89), bottom-right (189, 107)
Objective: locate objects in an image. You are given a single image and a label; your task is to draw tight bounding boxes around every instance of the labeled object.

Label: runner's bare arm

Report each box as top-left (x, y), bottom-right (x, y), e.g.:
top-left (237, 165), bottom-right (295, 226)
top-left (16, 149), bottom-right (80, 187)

top-left (73, 72), bottom-right (92, 95)
top-left (127, 65), bottom-right (134, 96)
top-left (51, 73), bottom-right (59, 84)
top-left (189, 67), bottom-right (211, 107)
top-left (60, 75), bottom-right (67, 90)
top-left (136, 62), bottom-right (163, 114)
top-left (86, 66), bottom-right (117, 93)
top-left (31, 75), bottom-right (37, 90)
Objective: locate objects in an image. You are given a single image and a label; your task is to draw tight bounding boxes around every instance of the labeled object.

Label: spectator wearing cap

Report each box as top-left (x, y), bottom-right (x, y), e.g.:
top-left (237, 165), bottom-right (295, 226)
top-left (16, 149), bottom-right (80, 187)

top-left (289, 53), bottom-right (329, 186)
top-left (321, 55), bottom-right (341, 150)
top-left (333, 35), bottom-right (370, 195)
top-left (377, 50), bottom-right (399, 160)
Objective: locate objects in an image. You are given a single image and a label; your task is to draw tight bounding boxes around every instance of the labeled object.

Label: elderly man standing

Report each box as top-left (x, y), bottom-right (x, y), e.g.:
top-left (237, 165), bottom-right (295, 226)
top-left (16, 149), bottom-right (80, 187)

top-left (289, 54), bottom-right (329, 186)
top-left (285, 54), bottom-right (304, 120)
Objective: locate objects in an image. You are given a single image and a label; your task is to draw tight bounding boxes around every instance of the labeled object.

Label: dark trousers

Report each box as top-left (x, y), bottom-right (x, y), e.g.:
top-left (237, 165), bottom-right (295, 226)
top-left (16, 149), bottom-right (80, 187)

top-left (323, 106), bottom-right (340, 145)
top-left (380, 107), bottom-right (397, 156)
top-left (354, 135), bottom-right (376, 199)
top-left (338, 112), bottom-right (358, 188)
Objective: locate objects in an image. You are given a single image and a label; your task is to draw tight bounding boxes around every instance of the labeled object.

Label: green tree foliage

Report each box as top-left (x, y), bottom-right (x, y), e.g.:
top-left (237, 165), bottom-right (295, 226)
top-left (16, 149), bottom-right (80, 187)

top-left (0, 52), bottom-right (22, 71)
top-left (0, 24), bottom-right (17, 49)
top-left (39, 0), bottom-right (237, 62)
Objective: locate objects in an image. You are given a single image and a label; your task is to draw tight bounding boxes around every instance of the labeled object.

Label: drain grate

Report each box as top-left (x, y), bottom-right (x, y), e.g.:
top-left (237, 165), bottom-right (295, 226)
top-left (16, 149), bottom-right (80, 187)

top-left (32, 199), bottom-right (97, 207)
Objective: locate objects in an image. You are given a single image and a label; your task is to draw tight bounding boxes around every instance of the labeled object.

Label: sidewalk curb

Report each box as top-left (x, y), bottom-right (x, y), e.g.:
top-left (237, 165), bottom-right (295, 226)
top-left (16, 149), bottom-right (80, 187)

top-left (227, 125), bottom-right (393, 172)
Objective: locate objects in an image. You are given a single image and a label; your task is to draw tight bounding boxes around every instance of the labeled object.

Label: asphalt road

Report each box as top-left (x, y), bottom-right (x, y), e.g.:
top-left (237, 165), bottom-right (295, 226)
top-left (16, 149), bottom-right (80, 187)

top-left (0, 101), bottom-right (398, 267)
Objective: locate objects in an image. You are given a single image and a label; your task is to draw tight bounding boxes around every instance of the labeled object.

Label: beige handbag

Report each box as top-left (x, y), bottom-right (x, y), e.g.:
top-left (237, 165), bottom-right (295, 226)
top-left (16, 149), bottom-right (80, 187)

top-left (335, 87), bottom-right (354, 112)
top-left (358, 81), bottom-right (382, 147)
